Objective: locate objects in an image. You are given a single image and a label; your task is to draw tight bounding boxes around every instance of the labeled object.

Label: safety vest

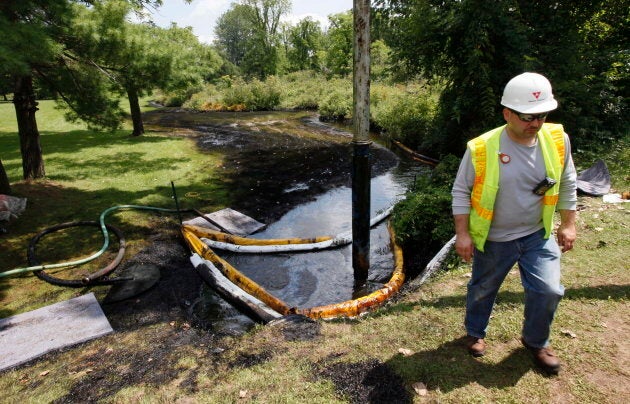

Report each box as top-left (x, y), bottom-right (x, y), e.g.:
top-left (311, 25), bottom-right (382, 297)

top-left (468, 123), bottom-right (565, 251)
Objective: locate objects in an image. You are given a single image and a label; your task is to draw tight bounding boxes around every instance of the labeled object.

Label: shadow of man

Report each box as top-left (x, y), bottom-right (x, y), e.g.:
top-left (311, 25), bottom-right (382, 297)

top-left (383, 336), bottom-right (541, 398)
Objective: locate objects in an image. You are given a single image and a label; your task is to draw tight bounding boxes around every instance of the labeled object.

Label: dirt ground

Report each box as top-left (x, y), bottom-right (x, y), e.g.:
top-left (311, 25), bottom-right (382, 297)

top-left (53, 109), bottom-right (407, 402)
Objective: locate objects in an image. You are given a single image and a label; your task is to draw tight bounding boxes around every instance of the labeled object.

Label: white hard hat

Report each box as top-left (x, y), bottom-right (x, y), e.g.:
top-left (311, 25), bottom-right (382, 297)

top-left (500, 72), bottom-right (558, 113)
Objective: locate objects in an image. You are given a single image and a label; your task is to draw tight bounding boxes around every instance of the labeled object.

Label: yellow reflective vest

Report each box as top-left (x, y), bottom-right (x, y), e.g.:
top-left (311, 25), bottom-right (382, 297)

top-left (468, 123), bottom-right (565, 251)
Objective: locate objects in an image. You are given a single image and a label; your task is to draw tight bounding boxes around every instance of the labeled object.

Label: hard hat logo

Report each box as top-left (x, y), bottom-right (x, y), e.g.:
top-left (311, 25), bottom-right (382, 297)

top-left (501, 72), bottom-right (558, 114)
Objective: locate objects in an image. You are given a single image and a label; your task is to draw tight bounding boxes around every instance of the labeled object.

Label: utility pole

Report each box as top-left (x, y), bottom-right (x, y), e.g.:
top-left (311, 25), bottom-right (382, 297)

top-left (352, 0), bottom-right (371, 282)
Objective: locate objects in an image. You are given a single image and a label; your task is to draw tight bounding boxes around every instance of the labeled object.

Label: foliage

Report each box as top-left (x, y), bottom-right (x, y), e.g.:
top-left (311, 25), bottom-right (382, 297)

top-left (376, 0), bottom-right (629, 156)
top-left (370, 82), bottom-right (437, 148)
top-left (391, 186), bottom-right (453, 248)
top-left (285, 17), bottom-right (323, 72)
top-left (317, 78), bottom-right (353, 121)
top-left (516, 0), bottom-right (629, 149)
top-left (277, 70), bottom-right (327, 110)
top-left (323, 11), bottom-right (354, 77)
top-left (157, 85), bottom-right (205, 107)
top-left (391, 155), bottom-right (460, 254)
top-left (213, 3), bottom-right (254, 68)
top-left (69, 1), bottom-right (222, 134)
top-left (213, 4), bottom-right (356, 79)
top-left (370, 39), bottom-right (392, 82)
top-left (0, 0), bottom-right (221, 181)
top-left (221, 76), bottom-right (281, 111)
top-left (180, 84), bottom-right (220, 110)
top-left (214, 0), bottom-right (290, 79)
top-left (182, 74), bottom-right (439, 138)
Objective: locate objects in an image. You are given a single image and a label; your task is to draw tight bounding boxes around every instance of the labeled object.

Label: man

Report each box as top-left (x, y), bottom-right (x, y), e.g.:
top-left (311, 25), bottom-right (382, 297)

top-left (451, 72), bottom-right (577, 374)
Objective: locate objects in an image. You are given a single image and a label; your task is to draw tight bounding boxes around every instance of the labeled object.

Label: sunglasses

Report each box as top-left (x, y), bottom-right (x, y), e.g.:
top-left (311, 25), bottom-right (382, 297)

top-left (510, 109), bottom-right (549, 122)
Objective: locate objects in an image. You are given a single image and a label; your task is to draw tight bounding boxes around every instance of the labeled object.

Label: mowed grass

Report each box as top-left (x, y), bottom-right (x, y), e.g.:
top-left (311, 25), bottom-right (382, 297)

top-left (0, 100), bottom-right (628, 403)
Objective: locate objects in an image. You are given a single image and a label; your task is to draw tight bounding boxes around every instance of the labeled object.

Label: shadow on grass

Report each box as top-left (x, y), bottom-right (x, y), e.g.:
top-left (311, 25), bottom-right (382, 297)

top-left (386, 337), bottom-right (536, 396)
top-left (50, 152), bottom-right (185, 181)
top-left (0, 128), bottom-right (188, 178)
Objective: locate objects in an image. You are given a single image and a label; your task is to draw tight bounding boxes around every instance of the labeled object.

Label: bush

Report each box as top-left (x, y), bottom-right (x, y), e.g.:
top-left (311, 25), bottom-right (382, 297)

top-left (391, 155), bottom-right (460, 266)
top-left (318, 78), bottom-right (352, 120)
top-left (370, 83), bottom-right (437, 149)
top-left (155, 86), bottom-right (202, 107)
top-left (391, 187), bottom-right (453, 251)
top-left (182, 84), bottom-right (220, 110)
top-left (222, 77), bottom-right (281, 111)
top-left (278, 70), bottom-right (327, 110)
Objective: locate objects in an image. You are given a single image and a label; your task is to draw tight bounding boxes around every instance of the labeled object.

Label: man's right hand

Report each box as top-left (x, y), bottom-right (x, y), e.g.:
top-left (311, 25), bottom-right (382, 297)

top-left (453, 214), bottom-right (474, 262)
top-left (455, 232), bottom-right (474, 262)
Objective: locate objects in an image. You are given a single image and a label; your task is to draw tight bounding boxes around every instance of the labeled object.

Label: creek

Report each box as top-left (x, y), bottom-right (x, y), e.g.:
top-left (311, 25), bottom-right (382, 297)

top-left (187, 112), bottom-right (432, 332)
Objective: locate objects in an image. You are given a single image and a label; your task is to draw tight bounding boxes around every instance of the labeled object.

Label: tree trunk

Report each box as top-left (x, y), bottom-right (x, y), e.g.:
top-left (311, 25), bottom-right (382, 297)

top-left (0, 159), bottom-right (11, 194)
top-left (13, 75), bottom-right (45, 179)
top-left (127, 89), bottom-right (144, 136)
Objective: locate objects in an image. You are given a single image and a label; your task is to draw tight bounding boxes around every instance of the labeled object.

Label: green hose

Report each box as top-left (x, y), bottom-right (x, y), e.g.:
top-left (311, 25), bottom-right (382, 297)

top-left (0, 204), bottom-right (187, 279)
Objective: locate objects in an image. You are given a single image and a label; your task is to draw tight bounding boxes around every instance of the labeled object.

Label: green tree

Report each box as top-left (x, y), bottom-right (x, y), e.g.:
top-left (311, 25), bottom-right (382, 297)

top-left (1, 0), bottom-right (72, 179)
top-left (71, 1), bottom-right (221, 136)
top-left (323, 11), bottom-right (354, 77)
top-left (377, 0), bottom-right (527, 155)
top-left (241, 0), bottom-right (290, 78)
top-left (215, 0), bottom-right (290, 78)
top-left (370, 39), bottom-right (391, 81)
top-left (214, 3), bottom-right (254, 68)
top-left (515, 0), bottom-right (629, 145)
top-left (0, 0), bottom-right (166, 181)
top-left (286, 17), bottom-right (323, 72)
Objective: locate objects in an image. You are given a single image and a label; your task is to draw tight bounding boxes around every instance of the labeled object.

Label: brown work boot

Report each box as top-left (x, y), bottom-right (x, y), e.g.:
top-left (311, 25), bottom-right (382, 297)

top-left (521, 338), bottom-right (561, 374)
top-left (464, 335), bottom-right (486, 357)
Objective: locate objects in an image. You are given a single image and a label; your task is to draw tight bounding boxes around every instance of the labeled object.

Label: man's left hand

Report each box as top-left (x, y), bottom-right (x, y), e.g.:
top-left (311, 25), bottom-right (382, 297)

top-left (557, 223), bottom-right (576, 252)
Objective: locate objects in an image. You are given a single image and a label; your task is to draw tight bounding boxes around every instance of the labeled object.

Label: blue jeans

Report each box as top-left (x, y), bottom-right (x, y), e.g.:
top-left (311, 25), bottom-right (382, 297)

top-left (465, 229), bottom-right (564, 348)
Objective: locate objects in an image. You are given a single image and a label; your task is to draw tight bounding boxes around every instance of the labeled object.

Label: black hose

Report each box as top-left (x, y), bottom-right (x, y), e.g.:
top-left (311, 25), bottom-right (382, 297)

top-left (28, 221), bottom-right (127, 287)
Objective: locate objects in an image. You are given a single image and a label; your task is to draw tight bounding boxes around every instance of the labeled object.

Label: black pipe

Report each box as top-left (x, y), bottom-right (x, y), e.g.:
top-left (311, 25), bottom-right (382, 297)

top-left (28, 221), bottom-right (127, 287)
top-left (191, 208), bottom-right (233, 234)
top-left (352, 140), bottom-right (371, 282)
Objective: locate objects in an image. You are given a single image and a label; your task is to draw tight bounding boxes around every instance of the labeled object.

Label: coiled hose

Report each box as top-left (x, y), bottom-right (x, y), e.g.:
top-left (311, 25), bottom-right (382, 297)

top-left (0, 204), bottom-right (189, 284)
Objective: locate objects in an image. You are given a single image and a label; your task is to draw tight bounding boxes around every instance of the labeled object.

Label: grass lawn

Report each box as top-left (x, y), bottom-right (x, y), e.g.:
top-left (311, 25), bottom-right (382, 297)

top-left (0, 100), bottom-right (628, 403)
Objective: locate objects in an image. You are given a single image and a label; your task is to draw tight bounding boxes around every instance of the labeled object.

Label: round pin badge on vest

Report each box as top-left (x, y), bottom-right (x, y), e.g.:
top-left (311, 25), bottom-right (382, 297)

top-left (499, 152), bottom-right (511, 164)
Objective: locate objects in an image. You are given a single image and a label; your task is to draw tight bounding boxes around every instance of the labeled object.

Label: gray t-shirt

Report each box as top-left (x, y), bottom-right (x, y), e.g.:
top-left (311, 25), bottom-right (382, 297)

top-left (452, 128), bottom-right (577, 242)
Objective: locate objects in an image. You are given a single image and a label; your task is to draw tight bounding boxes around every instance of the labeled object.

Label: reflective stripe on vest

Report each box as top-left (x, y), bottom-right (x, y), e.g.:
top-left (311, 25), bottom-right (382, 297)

top-left (468, 123), bottom-right (565, 251)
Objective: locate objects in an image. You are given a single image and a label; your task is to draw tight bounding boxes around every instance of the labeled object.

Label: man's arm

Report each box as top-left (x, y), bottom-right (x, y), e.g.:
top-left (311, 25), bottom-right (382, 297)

top-left (557, 133), bottom-right (577, 253)
top-left (452, 148), bottom-right (475, 263)
top-left (454, 214), bottom-right (474, 262)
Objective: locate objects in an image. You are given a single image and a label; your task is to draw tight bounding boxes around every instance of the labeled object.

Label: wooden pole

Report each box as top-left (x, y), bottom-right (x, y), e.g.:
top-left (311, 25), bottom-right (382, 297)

top-left (352, 0), bottom-right (371, 281)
